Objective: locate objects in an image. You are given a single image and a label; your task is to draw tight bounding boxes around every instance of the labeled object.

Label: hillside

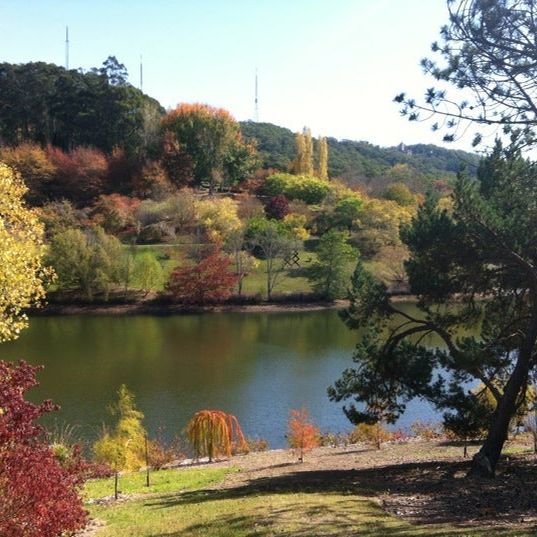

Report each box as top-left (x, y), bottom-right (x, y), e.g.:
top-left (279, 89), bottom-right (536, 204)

top-left (240, 121), bottom-right (480, 193)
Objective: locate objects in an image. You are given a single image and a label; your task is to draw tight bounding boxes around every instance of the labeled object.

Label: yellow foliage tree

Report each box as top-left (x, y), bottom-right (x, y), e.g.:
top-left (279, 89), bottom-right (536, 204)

top-left (316, 137), bottom-right (328, 180)
top-left (195, 197), bottom-right (241, 244)
top-left (0, 163), bottom-right (50, 342)
top-left (93, 385), bottom-right (147, 472)
top-left (303, 128), bottom-right (314, 176)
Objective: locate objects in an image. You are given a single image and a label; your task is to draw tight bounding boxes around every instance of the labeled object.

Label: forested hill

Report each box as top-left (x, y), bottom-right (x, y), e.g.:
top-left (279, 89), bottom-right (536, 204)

top-left (240, 121), bottom-right (480, 193)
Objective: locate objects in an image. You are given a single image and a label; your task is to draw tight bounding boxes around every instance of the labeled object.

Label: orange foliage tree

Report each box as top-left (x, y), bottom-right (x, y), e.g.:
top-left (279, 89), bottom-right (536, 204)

top-left (287, 408), bottom-right (320, 462)
top-left (166, 252), bottom-right (239, 304)
top-left (187, 410), bottom-right (248, 462)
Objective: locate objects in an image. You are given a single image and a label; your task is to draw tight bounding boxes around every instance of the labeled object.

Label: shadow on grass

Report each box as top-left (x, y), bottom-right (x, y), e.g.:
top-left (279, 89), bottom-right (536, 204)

top-left (147, 458), bottom-right (537, 535)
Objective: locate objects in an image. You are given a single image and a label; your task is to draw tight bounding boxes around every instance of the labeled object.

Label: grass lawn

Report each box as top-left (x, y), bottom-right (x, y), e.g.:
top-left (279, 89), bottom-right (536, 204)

top-left (88, 487), bottom-right (529, 537)
top-left (84, 466), bottom-right (234, 500)
top-left (128, 243), bottom-right (319, 297)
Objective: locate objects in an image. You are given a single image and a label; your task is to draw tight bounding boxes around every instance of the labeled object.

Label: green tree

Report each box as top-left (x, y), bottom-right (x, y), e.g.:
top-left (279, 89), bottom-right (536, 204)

top-left (133, 253), bottom-right (163, 295)
top-left (307, 230), bottom-right (355, 300)
top-left (382, 182), bottom-right (416, 206)
top-left (47, 226), bottom-right (124, 300)
top-left (246, 217), bottom-right (296, 300)
top-left (330, 145), bottom-right (537, 477)
top-left (395, 0), bottom-right (537, 148)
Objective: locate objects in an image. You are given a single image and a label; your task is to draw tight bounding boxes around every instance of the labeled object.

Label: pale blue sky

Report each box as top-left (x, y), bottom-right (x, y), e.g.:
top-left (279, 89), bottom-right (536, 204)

top-left (1, 1), bottom-right (461, 148)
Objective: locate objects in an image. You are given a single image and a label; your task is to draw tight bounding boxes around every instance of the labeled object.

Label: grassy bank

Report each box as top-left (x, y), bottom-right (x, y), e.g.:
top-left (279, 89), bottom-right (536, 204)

top-left (83, 440), bottom-right (537, 537)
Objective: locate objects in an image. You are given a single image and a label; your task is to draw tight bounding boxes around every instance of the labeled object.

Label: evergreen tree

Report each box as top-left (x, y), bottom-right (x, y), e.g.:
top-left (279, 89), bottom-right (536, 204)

top-left (329, 144), bottom-right (537, 477)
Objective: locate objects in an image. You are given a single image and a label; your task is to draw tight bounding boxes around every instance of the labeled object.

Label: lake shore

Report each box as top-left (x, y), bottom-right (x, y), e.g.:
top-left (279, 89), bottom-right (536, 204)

top-left (31, 293), bottom-right (416, 316)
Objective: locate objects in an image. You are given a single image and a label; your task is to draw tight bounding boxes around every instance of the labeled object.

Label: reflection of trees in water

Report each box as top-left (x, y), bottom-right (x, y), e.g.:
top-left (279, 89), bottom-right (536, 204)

top-left (1, 308), bottom-right (484, 445)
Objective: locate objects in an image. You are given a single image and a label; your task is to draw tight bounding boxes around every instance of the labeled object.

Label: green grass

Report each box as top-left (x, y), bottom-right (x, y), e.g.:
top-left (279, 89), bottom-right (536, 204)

top-left (88, 488), bottom-right (530, 537)
top-left (127, 243), bottom-right (319, 297)
top-left (84, 466), bottom-right (234, 500)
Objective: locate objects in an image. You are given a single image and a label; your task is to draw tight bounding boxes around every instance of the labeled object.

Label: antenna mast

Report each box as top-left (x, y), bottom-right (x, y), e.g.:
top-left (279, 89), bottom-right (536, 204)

top-left (65, 26), bottom-right (69, 69)
top-left (140, 54), bottom-right (143, 91)
top-left (254, 68), bottom-right (259, 122)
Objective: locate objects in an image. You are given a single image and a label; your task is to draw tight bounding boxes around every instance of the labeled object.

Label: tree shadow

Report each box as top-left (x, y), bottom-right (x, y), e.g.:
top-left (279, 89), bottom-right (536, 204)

top-left (147, 457), bottom-right (537, 532)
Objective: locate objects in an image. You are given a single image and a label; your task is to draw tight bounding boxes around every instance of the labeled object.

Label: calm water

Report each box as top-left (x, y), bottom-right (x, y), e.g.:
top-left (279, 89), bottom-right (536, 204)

top-left (1, 307), bottom-right (444, 448)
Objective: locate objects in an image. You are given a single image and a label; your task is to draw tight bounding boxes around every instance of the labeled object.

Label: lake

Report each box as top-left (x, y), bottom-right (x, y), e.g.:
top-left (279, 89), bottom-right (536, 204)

top-left (1, 306), bottom-right (444, 448)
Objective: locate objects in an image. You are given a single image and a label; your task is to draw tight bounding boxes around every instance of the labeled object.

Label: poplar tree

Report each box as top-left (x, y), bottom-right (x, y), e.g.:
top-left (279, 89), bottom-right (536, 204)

top-left (317, 137), bottom-right (329, 180)
top-left (303, 127), bottom-right (314, 175)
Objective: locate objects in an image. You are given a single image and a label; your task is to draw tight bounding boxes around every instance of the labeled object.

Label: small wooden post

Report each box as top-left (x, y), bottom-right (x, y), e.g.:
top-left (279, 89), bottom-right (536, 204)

top-left (114, 471), bottom-right (119, 500)
top-left (145, 435), bottom-right (150, 487)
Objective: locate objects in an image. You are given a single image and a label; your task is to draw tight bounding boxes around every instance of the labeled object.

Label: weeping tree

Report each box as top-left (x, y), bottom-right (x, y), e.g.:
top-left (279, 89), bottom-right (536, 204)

top-left (187, 410), bottom-right (247, 462)
top-left (329, 144), bottom-right (537, 477)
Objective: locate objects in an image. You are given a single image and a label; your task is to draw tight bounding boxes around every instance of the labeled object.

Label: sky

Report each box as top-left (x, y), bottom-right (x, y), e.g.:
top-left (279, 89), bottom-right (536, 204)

top-left (0, 0), bottom-right (467, 150)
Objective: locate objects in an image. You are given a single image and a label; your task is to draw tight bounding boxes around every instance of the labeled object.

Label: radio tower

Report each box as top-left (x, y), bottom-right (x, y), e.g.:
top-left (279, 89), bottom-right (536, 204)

top-left (65, 26), bottom-right (69, 69)
top-left (254, 68), bottom-right (259, 122)
top-left (140, 54), bottom-right (143, 91)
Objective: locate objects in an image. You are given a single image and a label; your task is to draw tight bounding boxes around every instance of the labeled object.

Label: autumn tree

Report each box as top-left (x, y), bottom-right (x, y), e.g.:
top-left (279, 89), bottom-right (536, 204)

top-left (187, 410), bottom-right (248, 462)
top-left (316, 136), bottom-right (329, 180)
top-left (161, 103), bottom-right (256, 191)
top-left (47, 145), bottom-right (109, 205)
top-left (395, 0), bottom-right (537, 148)
top-left (160, 131), bottom-right (194, 188)
top-left (0, 164), bottom-right (49, 341)
top-left (330, 145), bottom-right (537, 477)
top-left (287, 408), bottom-right (320, 462)
top-left (167, 252), bottom-right (239, 304)
top-left (293, 128), bottom-right (314, 175)
top-left (0, 143), bottom-right (56, 205)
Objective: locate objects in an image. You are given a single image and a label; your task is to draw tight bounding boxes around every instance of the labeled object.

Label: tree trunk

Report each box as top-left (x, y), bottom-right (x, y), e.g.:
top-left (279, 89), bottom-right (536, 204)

top-left (470, 306), bottom-right (537, 477)
top-left (470, 353), bottom-right (530, 477)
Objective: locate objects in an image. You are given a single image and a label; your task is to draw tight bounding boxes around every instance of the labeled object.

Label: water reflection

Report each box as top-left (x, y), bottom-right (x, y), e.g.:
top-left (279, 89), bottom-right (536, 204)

top-left (1, 306), bottom-right (456, 447)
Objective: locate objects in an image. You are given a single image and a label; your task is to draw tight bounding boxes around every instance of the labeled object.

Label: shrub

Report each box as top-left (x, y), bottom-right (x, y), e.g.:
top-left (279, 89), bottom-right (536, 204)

top-left (287, 408), bottom-right (320, 462)
top-left (348, 423), bottom-right (392, 449)
top-left (264, 194), bottom-right (290, 220)
top-left (187, 410), bottom-right (248, 462)
top-left (264, 173), bottom-right (330, 204)
top-left (410, 420), bottom-right (442, 440)
top-left (0, 361), bottom-right (87, 537)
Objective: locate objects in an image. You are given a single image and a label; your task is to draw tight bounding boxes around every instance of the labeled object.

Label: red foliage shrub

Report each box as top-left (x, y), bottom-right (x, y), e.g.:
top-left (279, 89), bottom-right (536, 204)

top-left (264, 194), bottom-right (290, 220)
top-left (166, 252), bottom-right (239, 304)
top-left (0, 360), bottom-right (87, 537)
